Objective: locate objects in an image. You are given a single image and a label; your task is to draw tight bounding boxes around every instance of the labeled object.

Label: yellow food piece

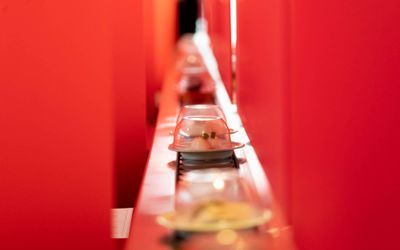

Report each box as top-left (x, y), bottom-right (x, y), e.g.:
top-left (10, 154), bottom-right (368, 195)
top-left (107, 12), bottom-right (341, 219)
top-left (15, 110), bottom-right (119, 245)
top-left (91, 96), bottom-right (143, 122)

top-left (177, 200), bottom-right (255, 225)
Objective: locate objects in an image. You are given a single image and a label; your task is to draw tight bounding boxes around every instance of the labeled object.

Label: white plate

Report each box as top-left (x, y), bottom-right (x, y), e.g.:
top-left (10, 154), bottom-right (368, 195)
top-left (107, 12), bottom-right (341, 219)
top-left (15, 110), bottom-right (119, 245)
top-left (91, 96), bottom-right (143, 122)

top-left (156, 207), bottom-right (272, 232)
top-left (168, 142), bottom-right (244, 161)
top-left (180, 160), bottom-right (235, 170)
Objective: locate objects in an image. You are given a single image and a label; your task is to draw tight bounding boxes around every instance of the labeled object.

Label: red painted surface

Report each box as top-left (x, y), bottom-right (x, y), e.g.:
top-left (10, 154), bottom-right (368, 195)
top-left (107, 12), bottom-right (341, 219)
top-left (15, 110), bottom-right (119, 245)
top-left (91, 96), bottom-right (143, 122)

top-left (290, 0), bottom-right (400, 249)
top-left (145, 0), bottom-right (176, 127)
top-left (203, 0), bottom-right (232, 97)
top-left (113, 0), bottom-right (147, 208)
top-left (0, 1), bottom-right (113, 249)
top-left (237, 0), bottom-right (400, 249)
top-left (236, 0), bottom-right (291, 218)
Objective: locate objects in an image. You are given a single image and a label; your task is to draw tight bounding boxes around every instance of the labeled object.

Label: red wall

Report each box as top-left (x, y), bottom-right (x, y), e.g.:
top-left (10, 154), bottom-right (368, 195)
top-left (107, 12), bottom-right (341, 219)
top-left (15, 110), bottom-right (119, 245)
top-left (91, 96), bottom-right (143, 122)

top-left (236, 0), bottom-right (400, 249)
top-left (113, 0), bottom-right (147, 208)
top-left (0, 1), bottom-right (113, 249)
top-left (236, 0), bottom-right (291, 217)
top-left (203, 0), bottom-right (232, 97)
top-left (290, 0), bottom-right (400, 249)
top-left (145, 0), bottom-right (176, 127)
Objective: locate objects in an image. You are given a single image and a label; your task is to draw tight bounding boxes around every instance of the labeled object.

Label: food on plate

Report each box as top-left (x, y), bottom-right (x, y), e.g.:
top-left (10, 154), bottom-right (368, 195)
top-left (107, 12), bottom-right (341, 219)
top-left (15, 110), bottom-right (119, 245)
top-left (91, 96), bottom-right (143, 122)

top-left (182, 116), bottom-right (227, 137)
top-left (208, 137), bottom-right (230, 149)
top-left (190, 137), bottom-right (212, 150)
top-left (176, 200), bottom-right (257, 225)
top-left (172, 116), bottom-right (233, 151)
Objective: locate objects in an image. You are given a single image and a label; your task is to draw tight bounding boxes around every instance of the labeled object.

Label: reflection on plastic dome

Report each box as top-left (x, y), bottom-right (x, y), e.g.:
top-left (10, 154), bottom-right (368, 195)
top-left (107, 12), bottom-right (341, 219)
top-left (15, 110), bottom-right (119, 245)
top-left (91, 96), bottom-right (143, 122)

top-left (180, 54), bottom-right (205, 71)
top-left (177, 105), bottom-right (227, 124)
top-left (155, 168), bottom-right (271, 232)
top-left (176, 169), bottom-right (246, 208)
top-left (176, 52), bottom-right (206, 76)
top-left (177, 71), bottom-right (215, 105)
top-left (175, 34), bottom-right (204, 71)
top-left (176, 34), bottom-right (198, 54)
top-left (172, 116), bottom-right (231, 151)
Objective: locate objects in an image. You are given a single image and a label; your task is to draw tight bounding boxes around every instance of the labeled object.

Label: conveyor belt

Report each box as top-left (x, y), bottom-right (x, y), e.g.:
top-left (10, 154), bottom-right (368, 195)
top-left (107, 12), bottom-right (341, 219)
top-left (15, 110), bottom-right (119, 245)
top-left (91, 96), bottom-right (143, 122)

top-left (175, 152), bottom-right (240, 184)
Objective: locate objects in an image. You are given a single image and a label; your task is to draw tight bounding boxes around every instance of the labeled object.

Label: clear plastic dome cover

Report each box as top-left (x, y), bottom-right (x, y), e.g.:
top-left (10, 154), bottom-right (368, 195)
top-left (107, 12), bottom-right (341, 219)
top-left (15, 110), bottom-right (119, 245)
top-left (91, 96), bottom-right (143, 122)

top-left (176, 105), bottom-right (227, 124)
top-left (175, 34), bottom-right (205, 75)
top-left (177, 54), bottom-right (206, 74)
top-left (177, 69), bottom-right (215, 105)
top-left (177, 67), bottom-right (213, 92)
top-left (176, 169), bottom-right (247, 207)
top-left (176, 34), bottom-right (199, 55)
top-left (172, 116), bottom-right (232, 151)
top-left (169, 168), bottom-right (270, 230)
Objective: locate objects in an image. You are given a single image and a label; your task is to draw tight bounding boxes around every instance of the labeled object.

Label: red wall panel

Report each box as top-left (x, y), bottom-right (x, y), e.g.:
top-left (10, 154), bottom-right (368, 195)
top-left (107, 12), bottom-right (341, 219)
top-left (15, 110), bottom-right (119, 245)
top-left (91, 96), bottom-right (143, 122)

top-left (236, 0), bottom-right (291, 217)
top-left (237, 0), bottom-right (400, 249)
top-left (203, 0), bottom-right (232, 97)
top-left (113, 0), bottom-right (147, 208)
top-left (290, 0), bottom-right (400, 249)
top-left (0, 1), bottom-right (113, 249)
top-left (145, 0), bottom-right (176, 126)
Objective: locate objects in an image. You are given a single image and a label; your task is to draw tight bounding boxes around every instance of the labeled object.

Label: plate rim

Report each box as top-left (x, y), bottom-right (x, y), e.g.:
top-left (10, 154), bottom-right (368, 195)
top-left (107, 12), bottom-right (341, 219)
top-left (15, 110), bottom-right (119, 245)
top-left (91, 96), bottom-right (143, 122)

top-left (156, 210), bottom-right (270, 232)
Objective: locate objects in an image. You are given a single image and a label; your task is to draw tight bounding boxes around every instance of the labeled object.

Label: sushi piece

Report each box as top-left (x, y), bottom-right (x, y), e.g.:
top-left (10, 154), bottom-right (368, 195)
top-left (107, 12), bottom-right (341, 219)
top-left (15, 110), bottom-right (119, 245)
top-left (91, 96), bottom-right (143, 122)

top-left (189, 137), bottom-right (211, 150)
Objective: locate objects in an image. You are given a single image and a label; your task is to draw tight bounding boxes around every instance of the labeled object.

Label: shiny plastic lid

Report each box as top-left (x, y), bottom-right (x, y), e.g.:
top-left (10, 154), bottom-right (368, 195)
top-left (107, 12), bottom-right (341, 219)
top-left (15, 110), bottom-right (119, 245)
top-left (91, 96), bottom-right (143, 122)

top-left (176, 105), bottom-right (227, 124)
top-left (171, 116), bottom-right (232, 151)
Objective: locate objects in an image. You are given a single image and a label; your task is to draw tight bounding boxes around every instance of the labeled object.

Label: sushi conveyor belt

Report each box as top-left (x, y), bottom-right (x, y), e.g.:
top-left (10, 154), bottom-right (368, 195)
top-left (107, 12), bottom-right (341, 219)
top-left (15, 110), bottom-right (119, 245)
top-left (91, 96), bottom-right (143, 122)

top-left (124, 32), bottom-right (297, 249)
top-left (175, 152), bottom-right (240, 184)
